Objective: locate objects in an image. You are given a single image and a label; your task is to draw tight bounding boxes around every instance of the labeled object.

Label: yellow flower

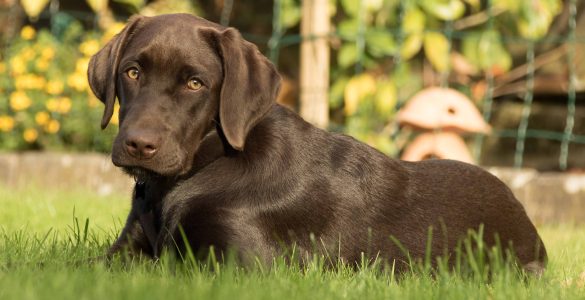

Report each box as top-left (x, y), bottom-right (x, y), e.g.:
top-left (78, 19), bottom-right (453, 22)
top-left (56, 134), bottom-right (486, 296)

top-left (57, 97), bottom-right (72, 114)
top-left (20, 25), bottom-right (36, 40)
top-left (102, 23), bottom-right (125, 43)
top-left (22, 48), bottom-right (36, 61)
top-left (111, 103), bottom-right (120, 125)
top-left (0, 62), bottom-right (5, 73)
top-left (9, 56), bottom-right (27, 75)
top-left (46, 80), bottom-right (64, 95)
top-left (35, 111), bottom-right (50, 125)
top-left (10, 91), bottom-right (32, 111)
top-left (14, 74), bottom-right (45, 90)
top-left (23, 128), bottom-right (38, 143)
top-left (41, 47), bottom-right (55, 60)
top-left (0, 115), bottom-right (15, 132)
top-left (79, 40), bottom-right (100, 56)
top-left (46, 98), bottom-right (59, 112)
top-left (67, 72), bottom-right (88, 91)
top-left (76, 57), bottom-right (90, 74)
top-left (36, 58), bottom-right (49, 71)
top-left (45, 119), bottom-right (60, 133)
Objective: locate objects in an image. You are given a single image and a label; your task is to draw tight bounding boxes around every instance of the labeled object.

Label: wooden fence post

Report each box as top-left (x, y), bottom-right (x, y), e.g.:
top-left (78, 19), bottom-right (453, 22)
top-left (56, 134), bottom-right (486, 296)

top-left (300, 0), bottom-right (330, 129)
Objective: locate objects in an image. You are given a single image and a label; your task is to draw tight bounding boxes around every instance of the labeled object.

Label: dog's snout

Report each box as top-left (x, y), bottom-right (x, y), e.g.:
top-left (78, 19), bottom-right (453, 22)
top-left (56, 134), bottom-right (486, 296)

top-left (124, 130), bottom-right (161, 159)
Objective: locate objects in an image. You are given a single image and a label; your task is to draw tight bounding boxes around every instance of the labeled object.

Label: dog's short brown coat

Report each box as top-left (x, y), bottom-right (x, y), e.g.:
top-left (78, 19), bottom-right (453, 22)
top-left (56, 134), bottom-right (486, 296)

top-left (88, 14), bottom-right (546, 272)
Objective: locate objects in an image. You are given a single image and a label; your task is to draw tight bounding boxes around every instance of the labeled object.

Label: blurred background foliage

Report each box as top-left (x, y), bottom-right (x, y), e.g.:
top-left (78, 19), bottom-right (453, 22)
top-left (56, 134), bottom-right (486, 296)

top-left (0, 0), bottom-right (572, 156)
top-left (326, 0), bottom-right (563, 155)
top-left (0, 14), bottom-right (123, 151)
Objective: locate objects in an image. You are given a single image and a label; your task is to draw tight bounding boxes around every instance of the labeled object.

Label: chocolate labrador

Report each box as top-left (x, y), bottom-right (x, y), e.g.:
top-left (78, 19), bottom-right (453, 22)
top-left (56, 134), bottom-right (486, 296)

top-left (88, 14), bottom-right (546, 273)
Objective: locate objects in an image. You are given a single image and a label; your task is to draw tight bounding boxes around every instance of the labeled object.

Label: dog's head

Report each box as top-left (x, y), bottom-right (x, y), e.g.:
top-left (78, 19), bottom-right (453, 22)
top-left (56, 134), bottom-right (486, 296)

top-left (88, 14), bottom-right (280, 178)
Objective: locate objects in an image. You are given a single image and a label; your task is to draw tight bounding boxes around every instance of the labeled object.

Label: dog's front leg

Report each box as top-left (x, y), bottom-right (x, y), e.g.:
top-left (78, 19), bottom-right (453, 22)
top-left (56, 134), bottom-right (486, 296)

top-left (107, 183), bottom-right (157, 259)
top-left (107, 209), bottom-right (155, 259)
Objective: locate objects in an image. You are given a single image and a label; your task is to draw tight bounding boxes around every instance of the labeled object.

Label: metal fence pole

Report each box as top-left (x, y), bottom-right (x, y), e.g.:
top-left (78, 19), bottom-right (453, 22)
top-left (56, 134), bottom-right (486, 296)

top-left (514, 42), bottom-right (536, 168)
top-left (560, 0), bottom-right (578, 170)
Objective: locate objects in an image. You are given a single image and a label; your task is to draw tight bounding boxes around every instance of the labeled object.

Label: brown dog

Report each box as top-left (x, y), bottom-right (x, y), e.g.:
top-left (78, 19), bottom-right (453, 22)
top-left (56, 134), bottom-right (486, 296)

top-left (88, 14), bottom-right (546, 273)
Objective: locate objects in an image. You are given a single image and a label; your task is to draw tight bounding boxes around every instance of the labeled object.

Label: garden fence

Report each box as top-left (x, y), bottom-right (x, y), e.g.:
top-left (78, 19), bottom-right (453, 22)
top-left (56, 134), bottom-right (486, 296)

top-left (4, 0), bottom-right (584, 170)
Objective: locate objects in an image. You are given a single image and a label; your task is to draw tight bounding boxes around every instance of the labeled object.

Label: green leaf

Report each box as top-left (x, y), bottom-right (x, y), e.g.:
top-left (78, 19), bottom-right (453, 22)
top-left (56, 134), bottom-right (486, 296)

top-left (330, 77), bottom-right (349, 109)
top-left (338, 43), bottom-right (358, 68)
top-left (462, 31), bottom-right (512, 73)
top-left (364, 0), bottom-right (384, 12)
top-left (462, 34), bottom-right (480, 66)
top-left (338, 19), bottom-right (359, 40)
top-left (478, 31), bottom-right (511, 73)
top-left (424, 32), bottom-right (450, 72)
top-left (113, 0), bottom-right (145, 12)
top-left (402, 7), bottom-right (425, 34)
top-left (374, 80), bottom-right (397, 116)
top-left (341, 0), bottom-right (360, 16)
top-left (362, 55), bottom-right (379, 70)
top-left (517, 18), bottom-right (548, 40)
top-left (344, 73), bottom-right (377, 116)
top-left (419, 0), bottom-right (465, 21)
top-left (400, 33), bottom-right (423, 60)
top-left (392, 62), bottom-right (423, 101)
top-left (365, 30), bottom-right (396, 57)
top-left (86, 0), bottom-right (108, 13)
top-left (280, 0), bottom-right (301, 29)
top-left (517, 0), bottom-right (562, 40)
top-left (492, 0), bottom-right (521, 13)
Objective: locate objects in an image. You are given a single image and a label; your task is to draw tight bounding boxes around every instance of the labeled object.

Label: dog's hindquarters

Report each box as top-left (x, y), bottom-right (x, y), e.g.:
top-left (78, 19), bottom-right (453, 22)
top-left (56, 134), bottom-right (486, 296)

top-left (397, 159), bottom-right (547, 272)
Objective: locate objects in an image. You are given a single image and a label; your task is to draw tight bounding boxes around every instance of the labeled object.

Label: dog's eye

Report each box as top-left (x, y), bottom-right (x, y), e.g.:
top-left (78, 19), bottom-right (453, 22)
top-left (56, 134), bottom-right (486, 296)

top-left (126, 68), bottom-right (140, 80)
top-left (187, 78), bottom-right (202, 91)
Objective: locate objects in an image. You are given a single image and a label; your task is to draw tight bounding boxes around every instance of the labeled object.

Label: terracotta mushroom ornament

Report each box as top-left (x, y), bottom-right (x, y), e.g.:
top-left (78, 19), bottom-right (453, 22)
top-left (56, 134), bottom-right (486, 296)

top-left (396, 87), bottom-right (491, 164)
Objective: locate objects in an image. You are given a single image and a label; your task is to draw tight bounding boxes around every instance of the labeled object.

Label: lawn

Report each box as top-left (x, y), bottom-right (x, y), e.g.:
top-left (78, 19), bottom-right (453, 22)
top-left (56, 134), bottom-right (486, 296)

top-left (1, 185), bottom-right (584, 300)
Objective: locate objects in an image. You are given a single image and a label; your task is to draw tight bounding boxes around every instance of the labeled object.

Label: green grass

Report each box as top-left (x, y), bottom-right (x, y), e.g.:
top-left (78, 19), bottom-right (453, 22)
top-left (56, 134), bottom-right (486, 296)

top-left (1, 185), bottom-right (584, 300)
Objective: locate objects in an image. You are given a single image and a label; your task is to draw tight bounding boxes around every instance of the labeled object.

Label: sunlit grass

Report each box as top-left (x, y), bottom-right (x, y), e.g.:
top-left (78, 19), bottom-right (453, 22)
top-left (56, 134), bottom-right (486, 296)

top-left (0, 185), bottom-right (584, 300)
top-left (0, 184), bottom-right (129, 235)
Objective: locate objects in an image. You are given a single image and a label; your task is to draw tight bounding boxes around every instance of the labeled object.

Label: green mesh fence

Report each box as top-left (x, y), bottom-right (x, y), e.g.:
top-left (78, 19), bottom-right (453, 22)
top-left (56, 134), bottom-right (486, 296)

top-left (256, 0), bottom-right (584, 170)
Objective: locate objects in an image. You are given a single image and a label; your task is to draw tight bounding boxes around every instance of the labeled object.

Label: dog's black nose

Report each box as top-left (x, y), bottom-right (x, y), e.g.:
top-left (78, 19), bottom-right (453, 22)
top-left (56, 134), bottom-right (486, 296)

top-left (124, 130), bottom-right (160, 159)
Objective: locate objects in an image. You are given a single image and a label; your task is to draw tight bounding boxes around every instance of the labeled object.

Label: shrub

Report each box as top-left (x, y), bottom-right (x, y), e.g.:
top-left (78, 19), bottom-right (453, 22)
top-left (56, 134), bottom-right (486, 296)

top-left (0, 19), bottom-right (124, 152)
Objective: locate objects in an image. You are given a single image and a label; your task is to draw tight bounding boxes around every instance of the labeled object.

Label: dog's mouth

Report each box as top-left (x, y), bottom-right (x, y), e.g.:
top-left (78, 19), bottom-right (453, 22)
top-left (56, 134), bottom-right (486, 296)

top-left (122, 166), bottom-right (163, 182)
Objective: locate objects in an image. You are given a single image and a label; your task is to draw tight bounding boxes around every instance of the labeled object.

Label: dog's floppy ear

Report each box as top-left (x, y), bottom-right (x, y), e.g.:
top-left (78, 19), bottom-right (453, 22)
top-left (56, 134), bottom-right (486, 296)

top-left (204, 27), bottom-right (281, 151)
top-left (88, 16), bottom-right (143, 129)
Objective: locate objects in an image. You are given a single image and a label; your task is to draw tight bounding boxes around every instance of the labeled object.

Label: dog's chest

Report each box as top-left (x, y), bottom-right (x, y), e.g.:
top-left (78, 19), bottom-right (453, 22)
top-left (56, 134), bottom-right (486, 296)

top-left (158, 191), bottom-right (336, 260)
top-left (154, 168), bottom-right (342, 258)
top-left (155, 189), bottom-right (262, 254)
